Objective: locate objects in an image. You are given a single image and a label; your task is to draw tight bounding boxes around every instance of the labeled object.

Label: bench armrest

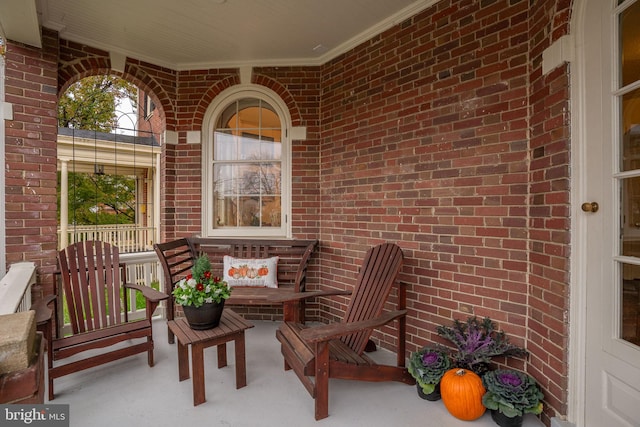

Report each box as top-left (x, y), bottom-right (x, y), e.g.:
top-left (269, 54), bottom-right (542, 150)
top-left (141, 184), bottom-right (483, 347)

top-left (293, 241), bottom-right (318, 292)
top-left (267, 289), bottom-right (352, 303)
top-left (299, 309), bottom-right (408, 343)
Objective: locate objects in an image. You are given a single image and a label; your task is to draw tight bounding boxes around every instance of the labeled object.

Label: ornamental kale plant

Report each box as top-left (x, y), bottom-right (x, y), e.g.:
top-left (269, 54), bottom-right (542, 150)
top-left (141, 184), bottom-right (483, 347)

top-left (436, 316), bottom-right (527, 375)
top-left (482, 369), bottom-right (544, 417)
top-left (172, 254), bottom-right (231, 307)
top-left (408, 346), bottom-right (452, 394)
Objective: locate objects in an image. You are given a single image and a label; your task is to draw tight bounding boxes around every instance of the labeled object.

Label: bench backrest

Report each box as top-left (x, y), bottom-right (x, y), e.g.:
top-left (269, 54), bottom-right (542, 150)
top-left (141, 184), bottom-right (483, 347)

top-left (188, 238), bottom-right (318, 292)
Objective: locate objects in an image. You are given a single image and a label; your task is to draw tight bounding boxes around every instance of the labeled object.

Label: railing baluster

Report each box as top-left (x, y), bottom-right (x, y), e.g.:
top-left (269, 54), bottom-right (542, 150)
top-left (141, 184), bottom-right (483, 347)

top-left (56, 225), bottom-right (157, 253)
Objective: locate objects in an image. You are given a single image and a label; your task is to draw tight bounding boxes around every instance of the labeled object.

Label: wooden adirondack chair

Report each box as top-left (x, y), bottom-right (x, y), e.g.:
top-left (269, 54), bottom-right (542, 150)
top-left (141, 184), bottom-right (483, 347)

top-left (44, 240), bottom-right (168, 400)
top-left (275, 243), bottom-right (415, 420)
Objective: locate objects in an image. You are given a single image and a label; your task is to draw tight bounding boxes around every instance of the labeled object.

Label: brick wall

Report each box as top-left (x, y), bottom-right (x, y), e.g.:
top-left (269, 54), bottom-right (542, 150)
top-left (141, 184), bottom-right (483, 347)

top-left (527, 0), bottom-right (573, 422)
top-left (316, 0), bottom-right (570, 424)
top-left (4, 28), bottom-right (60, 298)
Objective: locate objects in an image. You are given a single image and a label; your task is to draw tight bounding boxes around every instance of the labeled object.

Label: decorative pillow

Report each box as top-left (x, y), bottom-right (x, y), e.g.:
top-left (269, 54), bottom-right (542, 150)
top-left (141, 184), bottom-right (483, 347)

top-left (223, 255), bottom-right (279, 288)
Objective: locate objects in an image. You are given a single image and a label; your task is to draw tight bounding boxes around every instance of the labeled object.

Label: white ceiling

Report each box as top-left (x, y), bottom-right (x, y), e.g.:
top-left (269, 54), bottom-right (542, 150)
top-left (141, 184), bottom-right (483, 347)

top-left (1, 0), bottom-right (434, 70)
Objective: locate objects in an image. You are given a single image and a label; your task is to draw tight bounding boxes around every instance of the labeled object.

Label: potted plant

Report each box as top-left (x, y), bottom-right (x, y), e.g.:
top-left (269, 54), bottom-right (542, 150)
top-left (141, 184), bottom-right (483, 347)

top-left (481, 369), bottom-right (544, 427)
top-left (172, 254), bottom-right (232, 330)
top-left (436, 316), bottom-right (528, 376)
top-left (408, 345), bottom-right (451, 401)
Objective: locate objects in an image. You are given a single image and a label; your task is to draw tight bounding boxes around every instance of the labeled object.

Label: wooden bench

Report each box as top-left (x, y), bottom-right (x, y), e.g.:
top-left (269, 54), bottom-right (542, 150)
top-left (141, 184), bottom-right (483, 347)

top-left (155, 237), bottom-right (318, 344)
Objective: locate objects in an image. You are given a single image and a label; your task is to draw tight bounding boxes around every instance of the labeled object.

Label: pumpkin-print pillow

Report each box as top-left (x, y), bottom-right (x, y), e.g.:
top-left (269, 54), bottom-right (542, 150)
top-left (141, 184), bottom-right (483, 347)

top-left (223, 255), bottom-right (279, 288)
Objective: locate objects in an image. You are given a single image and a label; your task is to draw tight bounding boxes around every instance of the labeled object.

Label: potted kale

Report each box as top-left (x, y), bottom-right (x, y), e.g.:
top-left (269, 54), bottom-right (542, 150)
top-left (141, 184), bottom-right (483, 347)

top-left (482, 369), bottom-right (544, 427)
top-left (407, 345), bottom-right (451, 401)
top-left (436, 316), bottom-right (528, 376)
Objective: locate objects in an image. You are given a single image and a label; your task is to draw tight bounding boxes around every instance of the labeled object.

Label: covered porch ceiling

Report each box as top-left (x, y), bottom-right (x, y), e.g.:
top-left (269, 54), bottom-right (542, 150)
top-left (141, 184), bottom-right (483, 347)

top-left (1, 0), bottom-right (434, 70)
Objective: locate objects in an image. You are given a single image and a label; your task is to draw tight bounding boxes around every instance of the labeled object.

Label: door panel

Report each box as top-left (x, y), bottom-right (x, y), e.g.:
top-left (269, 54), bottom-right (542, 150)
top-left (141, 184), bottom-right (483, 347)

top-left (583, 0), bottom-right (640, 425)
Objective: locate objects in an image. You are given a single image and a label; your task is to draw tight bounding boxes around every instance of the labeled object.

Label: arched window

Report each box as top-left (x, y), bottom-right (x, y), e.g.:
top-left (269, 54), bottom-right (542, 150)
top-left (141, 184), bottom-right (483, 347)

top-left (202, 87), bottom-right (291, 238)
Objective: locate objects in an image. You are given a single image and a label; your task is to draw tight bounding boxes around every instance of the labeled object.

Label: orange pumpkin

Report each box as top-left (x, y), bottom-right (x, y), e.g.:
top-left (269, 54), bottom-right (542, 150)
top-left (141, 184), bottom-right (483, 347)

top-left (440, 368), bottom-right (486, 421)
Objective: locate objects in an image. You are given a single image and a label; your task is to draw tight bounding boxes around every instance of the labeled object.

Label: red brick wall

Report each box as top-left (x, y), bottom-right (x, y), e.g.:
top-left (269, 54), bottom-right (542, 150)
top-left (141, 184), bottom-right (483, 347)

top-left (316, 0), bottom-right (571, 424)
top-left (2, 0), bottom-right (575, 423)
top-left (527, 0), bottom-right (573, 423)
top-left (3, 28), bottom-right (60, 298)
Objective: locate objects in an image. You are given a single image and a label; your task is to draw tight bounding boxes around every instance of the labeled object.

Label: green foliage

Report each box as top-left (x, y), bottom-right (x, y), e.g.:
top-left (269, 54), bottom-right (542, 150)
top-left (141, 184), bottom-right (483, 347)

top-left (57, 75), bottom-right (139, 226)
top-left (191, 255), bottom-right (213, 282)
top-left (436, 316), bottom-right (528, 375)
top-left (58, 75), bottom-right (137, 132)
top-left (408, 345), bottom-right (452, 394)
top-left (172, 255), bottom-right (232, 307)
top-left (482, 369), bottom-right (544, 417)
top-left (58, 172), bottom-right (136, 225)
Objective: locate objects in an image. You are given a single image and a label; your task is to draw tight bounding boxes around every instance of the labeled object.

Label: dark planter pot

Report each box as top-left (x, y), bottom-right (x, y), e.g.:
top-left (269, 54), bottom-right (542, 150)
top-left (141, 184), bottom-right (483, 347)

top-left (416, 382), bottom-right (441, 401)
top-left (490, 409), bottom-right (523, 427)
top-left (182, 301), bottom-right (225, 330)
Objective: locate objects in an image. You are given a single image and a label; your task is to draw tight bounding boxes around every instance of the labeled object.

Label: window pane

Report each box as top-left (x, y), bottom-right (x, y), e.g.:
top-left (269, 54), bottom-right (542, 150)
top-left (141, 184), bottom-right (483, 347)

top-left (261, 137), bottom-right (281, 160)
top-left (216, 103), bottom-right (237, 129)
top-left (239, 196), bottom-right (260, 226)
top-left (213, 164), bottom-right (234, 194)
top-left (237, 105), bottom-right (260, 128)
top-left (620, 1), bottom-right (640, 88)
top-left (261, 107), bottom-right (280, 128)
top-left (620, 87), bottom-right (640, 172)
top-left (261, 163), bottom-right (281, 194)
top-left (239, 133), bottom-right (262, 159)
top-left (623, 277), bottom-right (640, 345)
top-left (237, 164), bottom-right (261, 195)
top-left (214, 131), bottom-right (237, 161)
top-left (214, 195), bottom-right (237, 227)
top-left (262, 196), bottom-right (281, 227)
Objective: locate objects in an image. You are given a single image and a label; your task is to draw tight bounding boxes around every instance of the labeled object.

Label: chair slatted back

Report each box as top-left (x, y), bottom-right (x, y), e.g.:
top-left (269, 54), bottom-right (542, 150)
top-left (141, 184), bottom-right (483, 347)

top-left (154, 238), bottom-right (197, 295)
top-left (341, 243), bottom-right (404, 354)
top-left (58, 240), bottom-right (124, 334)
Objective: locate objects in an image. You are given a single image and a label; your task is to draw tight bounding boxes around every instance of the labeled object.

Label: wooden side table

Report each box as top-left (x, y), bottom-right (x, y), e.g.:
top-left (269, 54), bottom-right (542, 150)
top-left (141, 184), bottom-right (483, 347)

top-left (167, 309), bottom-right (254, 406)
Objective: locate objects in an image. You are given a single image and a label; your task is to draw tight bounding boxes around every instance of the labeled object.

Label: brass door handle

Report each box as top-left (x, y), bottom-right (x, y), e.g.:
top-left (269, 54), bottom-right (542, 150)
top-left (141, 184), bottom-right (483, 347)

top-left (581, 202), bottom-right (599, 213)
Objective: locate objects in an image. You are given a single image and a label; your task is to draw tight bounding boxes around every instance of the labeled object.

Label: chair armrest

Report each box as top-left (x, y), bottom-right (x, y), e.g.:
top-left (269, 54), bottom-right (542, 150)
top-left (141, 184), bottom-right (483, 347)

top-left (124, 283), bottom-right (170, 303)
top-left (30, 294), bottom-right (56, 325)
top-left (267, 289), bottom-right (352, 303)
top-left (299, 309), bottom-right (408, 343)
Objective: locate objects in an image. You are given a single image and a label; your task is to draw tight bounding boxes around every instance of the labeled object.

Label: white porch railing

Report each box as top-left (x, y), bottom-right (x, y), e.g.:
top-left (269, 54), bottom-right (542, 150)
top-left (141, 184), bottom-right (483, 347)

top-left (0, 262), bottom-right (37, 315)
top-left (57, 224), bottom-right (157, 252)
top-left (120, 250), bottom-right (166, 320)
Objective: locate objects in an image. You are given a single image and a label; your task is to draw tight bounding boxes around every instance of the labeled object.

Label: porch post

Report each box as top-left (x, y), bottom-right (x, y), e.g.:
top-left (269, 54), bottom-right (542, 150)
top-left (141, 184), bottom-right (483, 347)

top-left (154, 152), bottom-right (160, 244)
top-left (60, 159), bottom-right (69, 249)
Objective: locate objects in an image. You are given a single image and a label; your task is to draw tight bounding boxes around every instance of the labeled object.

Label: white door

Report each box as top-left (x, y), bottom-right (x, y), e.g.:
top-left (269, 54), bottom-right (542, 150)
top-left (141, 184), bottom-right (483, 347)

top-left (582, 0), bottom-right (640, 425)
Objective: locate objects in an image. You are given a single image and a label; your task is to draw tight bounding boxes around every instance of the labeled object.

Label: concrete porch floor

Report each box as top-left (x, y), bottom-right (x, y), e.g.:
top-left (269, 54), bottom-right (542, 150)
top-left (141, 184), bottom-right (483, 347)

top-left (48, 319), bottom-right (545, 427)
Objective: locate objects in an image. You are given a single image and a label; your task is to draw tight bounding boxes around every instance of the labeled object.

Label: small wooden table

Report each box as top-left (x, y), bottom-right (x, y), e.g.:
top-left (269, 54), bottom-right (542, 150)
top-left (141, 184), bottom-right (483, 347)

top-left (167, 309), bottom-right (254, 406)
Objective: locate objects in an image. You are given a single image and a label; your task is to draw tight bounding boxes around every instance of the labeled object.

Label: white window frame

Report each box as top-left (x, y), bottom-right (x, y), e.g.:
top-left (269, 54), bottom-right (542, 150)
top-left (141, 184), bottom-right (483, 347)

top-left (201, 85), bottom-right (292, 238)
